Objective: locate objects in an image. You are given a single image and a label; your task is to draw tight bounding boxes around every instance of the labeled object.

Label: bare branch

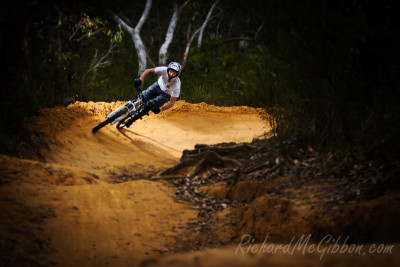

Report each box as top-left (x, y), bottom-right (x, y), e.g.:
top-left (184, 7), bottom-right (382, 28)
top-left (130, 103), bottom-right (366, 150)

top-left (159, 2), bottom-right (179, 65)
top-left (159, 0), bottom-right (191, 65)
top-left (215, 8), bottom-right (224, 37)
top-left (178, 0), bottom-right (191, 12)
top-left (198, 0), bottom-right (220, 49)
top-left (223, 21), bottom-right (264, 44)
top-left (113, 15), bottom-right (133, 35)
top-left (255, 21), bottom-right (264, 40)
top-left (133, 0), bottom-right (152, 73)
top-left (113, 0), bottom-right (152, 74)
top-left (186, 10), bottom-right (198, 41)
top-left (182, 1), bottom-right (222, 67)
top-left (223, 37), bottom-right (254, 42)
top-left (69, 19), bottom-right (84, 40)
top-left (83, 42), bottom-right (116, 80)
top-left (134, 0), bottom-right (152, 33)
top-left (75, 29), bottom-right (101, 42)
top-left (182, 28), bottom-right (200, 68)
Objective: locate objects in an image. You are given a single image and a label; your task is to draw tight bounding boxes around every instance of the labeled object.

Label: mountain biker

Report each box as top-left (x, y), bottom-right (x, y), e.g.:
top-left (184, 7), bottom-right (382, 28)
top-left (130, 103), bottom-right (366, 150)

top-left (124, 61), bottom-right (182, 128)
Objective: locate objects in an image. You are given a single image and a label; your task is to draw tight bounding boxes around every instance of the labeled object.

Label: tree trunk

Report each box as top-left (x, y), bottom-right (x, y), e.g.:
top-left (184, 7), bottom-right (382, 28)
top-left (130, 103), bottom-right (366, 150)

top-left (182, 28), bottom-right (200, 68)
top-left (159, 3), bottom-right (179, 65)
top-left (159, 1), bottom-right (191, 65)
top-left (197, 0), bottom-right (219, 49)
top-left (182, 1), bottom-right (220, 67)
top-left (114, 0), bottom-right (152, 75)
top-left (186, 11), bottom-right (198, 41)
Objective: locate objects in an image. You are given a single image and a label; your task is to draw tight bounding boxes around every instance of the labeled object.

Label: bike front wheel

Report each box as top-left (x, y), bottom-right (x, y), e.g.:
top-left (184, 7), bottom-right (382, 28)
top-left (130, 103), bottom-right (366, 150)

top-left (116, 117), bottom-right (128, 129)
top-left (116, 102), bottom-right (144, 130)
top-left (92, 109), bottom-right (126, 133)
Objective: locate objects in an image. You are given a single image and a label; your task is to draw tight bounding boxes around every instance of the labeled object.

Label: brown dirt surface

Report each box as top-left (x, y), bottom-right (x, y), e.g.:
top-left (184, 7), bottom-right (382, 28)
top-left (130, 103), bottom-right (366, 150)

top-left (1, 100), bottom-right (399, 266)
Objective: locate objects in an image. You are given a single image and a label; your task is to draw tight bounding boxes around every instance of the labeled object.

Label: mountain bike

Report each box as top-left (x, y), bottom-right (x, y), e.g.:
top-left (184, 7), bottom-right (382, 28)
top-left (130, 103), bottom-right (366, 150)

top-left (92, 86), bottom-right (145, 133)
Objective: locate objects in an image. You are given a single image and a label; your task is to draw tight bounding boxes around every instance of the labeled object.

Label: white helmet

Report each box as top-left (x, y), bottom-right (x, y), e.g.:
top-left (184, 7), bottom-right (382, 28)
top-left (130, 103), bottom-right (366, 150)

top-left (167, 62), bottom-right (182, 78)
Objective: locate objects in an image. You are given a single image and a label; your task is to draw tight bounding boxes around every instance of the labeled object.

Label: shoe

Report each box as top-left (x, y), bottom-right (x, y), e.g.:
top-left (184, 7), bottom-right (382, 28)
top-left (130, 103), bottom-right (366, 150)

top-left (124, 105), bottom-right (151, 128)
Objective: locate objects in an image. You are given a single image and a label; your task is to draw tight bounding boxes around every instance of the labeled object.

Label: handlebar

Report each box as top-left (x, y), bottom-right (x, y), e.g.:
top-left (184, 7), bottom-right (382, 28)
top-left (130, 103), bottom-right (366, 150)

top-left (136, 86), bottom-right (142, 96)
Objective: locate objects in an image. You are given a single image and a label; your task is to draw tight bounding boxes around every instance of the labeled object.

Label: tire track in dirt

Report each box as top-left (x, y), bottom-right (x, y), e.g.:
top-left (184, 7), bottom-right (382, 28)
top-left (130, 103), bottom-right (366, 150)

top-left (25, 100), bottom-right (269, 178)
top-left (1, 100), bottom-right (269, 266)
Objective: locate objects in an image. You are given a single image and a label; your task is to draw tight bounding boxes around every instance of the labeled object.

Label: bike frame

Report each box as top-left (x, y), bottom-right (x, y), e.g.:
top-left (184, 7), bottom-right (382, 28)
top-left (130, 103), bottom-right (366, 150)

top-left (107, 98), bottom-right (144, 125)
top-left (91, 86), bottom-right (144, 133)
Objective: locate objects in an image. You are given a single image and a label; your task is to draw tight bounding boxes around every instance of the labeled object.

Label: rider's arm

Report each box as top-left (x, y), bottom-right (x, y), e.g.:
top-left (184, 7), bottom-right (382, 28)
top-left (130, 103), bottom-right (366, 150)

top-left (139, 68), bottom-right (156, 82)
top-left (160, 97), bottom-right (177, 112)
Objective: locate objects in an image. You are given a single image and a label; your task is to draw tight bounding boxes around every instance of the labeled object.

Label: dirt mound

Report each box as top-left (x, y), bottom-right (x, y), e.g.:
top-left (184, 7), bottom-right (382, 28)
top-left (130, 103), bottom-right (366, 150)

top-left (2, 100), bottom-right (399, 266)
top-left (0, 155), bottom-right (98, 186)
top-left (141, 244), bottom-right (400, 267)
top-left (236, 191), bottom-right (400, 243)
top-left (154, 138), bottom-right (400, 257)
top-left (22, 100), bottom-right (269, 179)
top-left (0, 100), bottom-right (271, 266)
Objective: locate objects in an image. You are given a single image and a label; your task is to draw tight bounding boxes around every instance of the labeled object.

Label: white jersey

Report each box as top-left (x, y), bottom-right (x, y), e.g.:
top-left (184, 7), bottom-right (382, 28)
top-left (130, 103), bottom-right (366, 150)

top-left (155, 67), bottom-right (181, 97)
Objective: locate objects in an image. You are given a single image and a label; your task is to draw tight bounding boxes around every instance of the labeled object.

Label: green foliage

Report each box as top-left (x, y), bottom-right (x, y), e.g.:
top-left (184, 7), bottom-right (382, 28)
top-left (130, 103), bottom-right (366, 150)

top-left (23, 8), bottom-right (130, 107)
top-left (2, 0), bottom-right (399, 158)
top-left (182, 40), bottom-right (263, 106)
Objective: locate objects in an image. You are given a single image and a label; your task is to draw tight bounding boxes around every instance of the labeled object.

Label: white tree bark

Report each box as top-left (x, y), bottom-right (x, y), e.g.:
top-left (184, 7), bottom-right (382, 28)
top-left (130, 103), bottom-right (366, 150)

top-left (134, 0), bottom-right (152, 73)
top-left (159, 1), bottom-right (191, 65)
top-left (186, 11), bottom-right (198, 41)
top-left (159, 4), bottom-right (178, 65)
top-left (197, 0), bottom-right (219, 49)
top-left (114, 0), bottom-right (152, 75)
top-left (182, 28), bottom-right (200, 68)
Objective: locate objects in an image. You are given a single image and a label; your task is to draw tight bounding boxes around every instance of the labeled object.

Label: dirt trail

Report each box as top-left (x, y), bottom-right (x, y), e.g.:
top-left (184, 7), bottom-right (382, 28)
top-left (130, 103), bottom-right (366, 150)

top-left (25, 100), bottom-right (268, 177)
top-left (1, 100), bottom-right (399, 266)
top-left (0, 100), bottom-right (270, 266)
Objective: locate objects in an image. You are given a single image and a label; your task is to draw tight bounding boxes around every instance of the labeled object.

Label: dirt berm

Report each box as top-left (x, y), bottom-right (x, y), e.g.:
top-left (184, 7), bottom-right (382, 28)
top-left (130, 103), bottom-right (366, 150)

top-left (0, 100), bottom-right (399, 266)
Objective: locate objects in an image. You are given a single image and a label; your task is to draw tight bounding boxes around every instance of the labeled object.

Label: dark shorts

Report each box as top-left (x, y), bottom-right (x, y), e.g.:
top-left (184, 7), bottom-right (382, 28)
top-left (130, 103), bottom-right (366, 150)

top-left (142, 82), bottom-right (171, 108)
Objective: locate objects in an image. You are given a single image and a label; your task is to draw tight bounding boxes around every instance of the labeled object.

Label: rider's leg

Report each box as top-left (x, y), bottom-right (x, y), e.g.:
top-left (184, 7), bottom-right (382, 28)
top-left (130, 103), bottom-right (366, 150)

top-left (124, 83), bottom-right (158, 128)
top-left (124, 85), bottom-right (170, 128)
top-left (140, 82), bottom-right (159, 102)
top-left (124, 102), bottom-right (155, 128)
top-left (140, 91), bottom-right (149, 102)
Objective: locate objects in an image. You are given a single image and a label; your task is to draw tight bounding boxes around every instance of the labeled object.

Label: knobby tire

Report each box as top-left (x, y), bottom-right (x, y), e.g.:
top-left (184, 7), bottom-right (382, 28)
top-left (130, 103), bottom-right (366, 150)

top-left (92, 110), bottom-right (125, 133)
top-left (116, 102), bottom-right (144, 130)
top-left (116, 117), bottom-right (128, 129)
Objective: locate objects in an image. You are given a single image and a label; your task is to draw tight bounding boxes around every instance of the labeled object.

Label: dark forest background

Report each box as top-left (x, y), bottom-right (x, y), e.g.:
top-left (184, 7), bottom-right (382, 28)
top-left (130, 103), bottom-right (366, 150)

top-left (1, 0), bottom-right (399, 161)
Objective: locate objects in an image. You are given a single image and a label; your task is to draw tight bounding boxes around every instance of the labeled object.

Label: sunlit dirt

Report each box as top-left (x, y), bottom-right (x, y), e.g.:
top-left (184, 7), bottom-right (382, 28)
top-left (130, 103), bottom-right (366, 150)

top-left (1, 101), bottom-right (398, 266)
